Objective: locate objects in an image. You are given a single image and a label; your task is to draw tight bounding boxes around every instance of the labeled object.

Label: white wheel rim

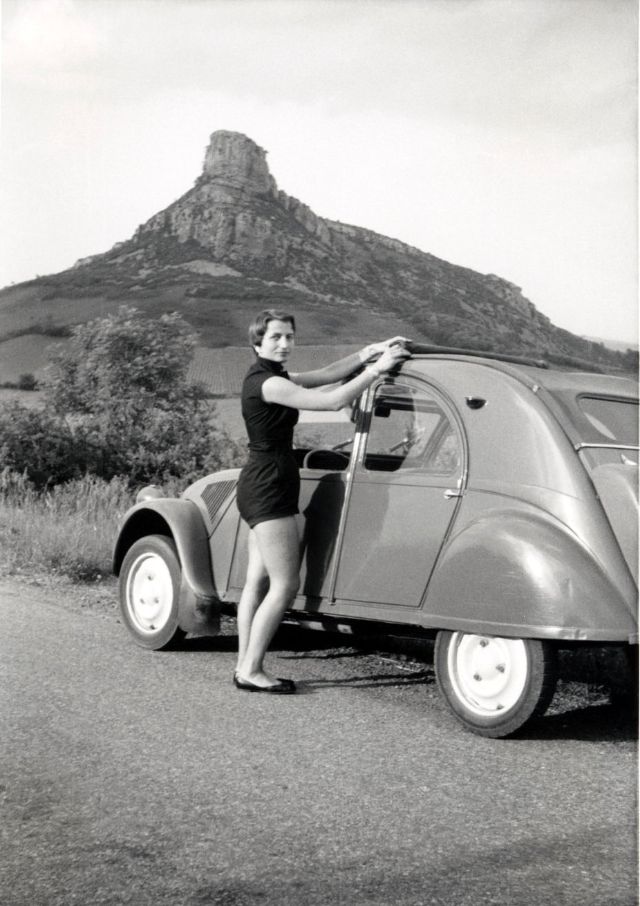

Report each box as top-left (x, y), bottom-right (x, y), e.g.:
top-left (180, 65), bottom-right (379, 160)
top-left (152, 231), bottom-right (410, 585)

top-left (447, 633), bottom-right (529, 717)
top-left (125, 552), bottom-right (174, 635)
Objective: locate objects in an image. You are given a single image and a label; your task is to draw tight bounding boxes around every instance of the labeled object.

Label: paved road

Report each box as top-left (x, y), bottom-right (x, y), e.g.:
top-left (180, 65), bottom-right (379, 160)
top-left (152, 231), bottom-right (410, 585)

top-left (1, 579), bottom-right (637, 906)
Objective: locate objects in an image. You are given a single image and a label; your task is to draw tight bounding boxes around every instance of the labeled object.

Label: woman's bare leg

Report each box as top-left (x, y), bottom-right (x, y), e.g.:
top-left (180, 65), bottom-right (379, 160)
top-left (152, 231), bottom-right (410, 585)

top-left (236, 515), bottom-right (300, 687)
top-left (235, 528), bottom-right (269, 673)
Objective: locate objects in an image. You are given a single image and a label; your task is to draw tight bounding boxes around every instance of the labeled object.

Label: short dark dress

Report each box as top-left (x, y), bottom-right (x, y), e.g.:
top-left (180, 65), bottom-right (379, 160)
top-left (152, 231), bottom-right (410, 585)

top-left (236, 356), bottom-right (300, 529)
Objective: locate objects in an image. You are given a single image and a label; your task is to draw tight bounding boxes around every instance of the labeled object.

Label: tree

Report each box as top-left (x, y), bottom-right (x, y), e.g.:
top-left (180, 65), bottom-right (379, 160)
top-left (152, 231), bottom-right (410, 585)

top-left (17, 372), bottom-right (38, 391)
top-left (45, 306), bottom-right (198, 415)
top-left (0, 403), bottom-right (83, 487)
top-left (40, 305), bottom-right (242, 484)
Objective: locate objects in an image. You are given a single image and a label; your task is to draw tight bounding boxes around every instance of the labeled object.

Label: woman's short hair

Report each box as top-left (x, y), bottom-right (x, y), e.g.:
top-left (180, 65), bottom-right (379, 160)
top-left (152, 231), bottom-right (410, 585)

top-left (248, 309), bottom-right (296, 347)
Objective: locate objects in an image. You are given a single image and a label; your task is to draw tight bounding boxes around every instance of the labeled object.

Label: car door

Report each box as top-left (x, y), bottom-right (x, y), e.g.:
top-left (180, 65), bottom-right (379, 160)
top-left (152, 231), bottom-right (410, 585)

top-left (295, 409), bottom-right (359, 603)
top-left (331, 377), bottom-right (466, 610)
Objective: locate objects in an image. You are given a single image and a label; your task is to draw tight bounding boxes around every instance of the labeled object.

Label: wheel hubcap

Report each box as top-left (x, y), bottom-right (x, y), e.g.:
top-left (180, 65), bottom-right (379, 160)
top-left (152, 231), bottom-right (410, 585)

top-left (126, 553), bottom-right (174, 634)
top-left (448, 634), bottom-right (529, 716)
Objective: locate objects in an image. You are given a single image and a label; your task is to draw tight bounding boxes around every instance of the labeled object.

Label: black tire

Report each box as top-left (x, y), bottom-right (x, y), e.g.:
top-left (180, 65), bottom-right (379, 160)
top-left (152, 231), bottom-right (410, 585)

top-left (610, 645), bottom-right (639, 709)
top-left (119, 535), bottom-right (187, 650)
top-left (434, 630), bottom-right (557, 738)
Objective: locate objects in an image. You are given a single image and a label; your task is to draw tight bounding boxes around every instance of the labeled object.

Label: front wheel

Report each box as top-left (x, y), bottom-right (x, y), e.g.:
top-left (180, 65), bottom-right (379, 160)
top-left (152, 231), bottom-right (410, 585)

top-left (434, 631), bottom-right (557, 738)
top-left (119, 535), bottom-right (186, 650)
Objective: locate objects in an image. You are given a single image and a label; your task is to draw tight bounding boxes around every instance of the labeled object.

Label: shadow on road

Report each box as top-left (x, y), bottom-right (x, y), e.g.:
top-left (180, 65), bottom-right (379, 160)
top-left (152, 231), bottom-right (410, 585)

top-left (521, 701), bottom-right (638, 743)
top-left (175, 618), bottom-right (637, 742)
top-left (181, 821), bottom-right (637, 906)
top-left (292, 669), bottom-right (435, 692)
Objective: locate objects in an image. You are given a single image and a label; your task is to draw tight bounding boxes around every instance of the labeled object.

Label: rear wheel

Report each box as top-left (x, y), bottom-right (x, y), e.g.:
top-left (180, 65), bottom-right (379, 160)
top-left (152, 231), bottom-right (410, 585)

top-left (435, 630), bottom-right (557, 738)
top-left (119, 535), bottom-right (186, 650)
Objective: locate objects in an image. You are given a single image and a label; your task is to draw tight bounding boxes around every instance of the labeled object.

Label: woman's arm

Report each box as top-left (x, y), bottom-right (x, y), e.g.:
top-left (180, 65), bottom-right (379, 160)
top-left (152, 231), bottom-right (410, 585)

top-left (289, 336), bottom-right (410, 388)
top-left (263, 345), bottom-right (410, 411)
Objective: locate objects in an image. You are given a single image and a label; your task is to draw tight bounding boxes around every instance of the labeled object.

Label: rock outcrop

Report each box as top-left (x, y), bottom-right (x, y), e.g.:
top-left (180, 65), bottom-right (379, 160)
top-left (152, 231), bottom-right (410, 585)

top-left (134, 131), bottom-right (333, 265)
top-left (0, 129), bottom-right (628, 369)
top-left (110, 129), bottom-right (558, 352)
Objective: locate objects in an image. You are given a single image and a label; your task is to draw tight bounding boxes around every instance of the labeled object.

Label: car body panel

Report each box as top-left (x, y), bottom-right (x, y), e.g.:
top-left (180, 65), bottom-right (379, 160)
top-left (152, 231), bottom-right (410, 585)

top-left (589, 462), bottom-right (638, 583)
top-left (113, 497), bottom-right (221, 634)
top-left (331, 475), bottom-right (458, 607)
top-left (114, 354), bottom-right (639, 646)
top-left (423, 500), bottom-right (636, 641)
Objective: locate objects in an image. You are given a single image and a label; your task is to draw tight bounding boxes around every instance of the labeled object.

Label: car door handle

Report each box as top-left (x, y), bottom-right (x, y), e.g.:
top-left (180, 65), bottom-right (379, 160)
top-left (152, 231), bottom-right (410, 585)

top-left (444, 488), bottom-right (463, 499)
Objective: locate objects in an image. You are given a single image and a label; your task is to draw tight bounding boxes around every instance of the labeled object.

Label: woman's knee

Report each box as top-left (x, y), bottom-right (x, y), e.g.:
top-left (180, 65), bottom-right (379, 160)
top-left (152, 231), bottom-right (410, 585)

top-left (243, 572), bottom-right (269, 599)
top-left (270, 573), bottom-right (300, 601)
top-left (287, 573), bottom-right (301, 598)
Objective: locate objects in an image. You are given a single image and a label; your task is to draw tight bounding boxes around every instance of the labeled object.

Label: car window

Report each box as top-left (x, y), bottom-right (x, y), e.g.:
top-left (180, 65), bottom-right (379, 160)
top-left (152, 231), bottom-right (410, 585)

top-left (364, 382), bottom-right (461, 475)
top-left (293, 408), bottom-right (357, 469)
top-left (575, 395), bottom-right (639, 468)
top-left (577, 396), bottom-right (638, 446)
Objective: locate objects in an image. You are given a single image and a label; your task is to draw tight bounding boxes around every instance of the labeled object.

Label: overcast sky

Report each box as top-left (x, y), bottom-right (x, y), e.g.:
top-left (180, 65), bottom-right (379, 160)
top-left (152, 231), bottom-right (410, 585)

top-left (1, 0), bottom-right (637, 343)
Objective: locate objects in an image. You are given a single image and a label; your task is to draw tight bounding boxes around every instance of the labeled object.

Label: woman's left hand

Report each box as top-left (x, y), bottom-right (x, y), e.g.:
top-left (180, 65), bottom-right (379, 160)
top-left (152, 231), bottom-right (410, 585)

top-left (360, 336), bottom-right (411, 362)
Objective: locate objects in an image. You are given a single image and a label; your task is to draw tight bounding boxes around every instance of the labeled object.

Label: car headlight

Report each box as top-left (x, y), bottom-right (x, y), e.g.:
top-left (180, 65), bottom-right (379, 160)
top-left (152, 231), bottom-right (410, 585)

top-left (136, 485), bottom-right (166, 503)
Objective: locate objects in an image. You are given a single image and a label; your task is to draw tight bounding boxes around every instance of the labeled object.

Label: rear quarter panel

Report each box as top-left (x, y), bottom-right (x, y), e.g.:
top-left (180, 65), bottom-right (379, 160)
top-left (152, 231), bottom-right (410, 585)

top-left (423, 493), bottom-right (637, 641)
top-left (401, 360), bottom-right (638, 641)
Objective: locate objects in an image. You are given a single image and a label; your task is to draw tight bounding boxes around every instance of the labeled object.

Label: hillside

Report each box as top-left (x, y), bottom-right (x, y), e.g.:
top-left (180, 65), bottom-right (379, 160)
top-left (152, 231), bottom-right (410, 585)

top-left (0, 129), bottom-right (635, 374)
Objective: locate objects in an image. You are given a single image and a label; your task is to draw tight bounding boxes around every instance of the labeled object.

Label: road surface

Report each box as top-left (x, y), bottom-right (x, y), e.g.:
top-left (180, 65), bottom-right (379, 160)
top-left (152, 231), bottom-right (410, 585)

top-left (1, 578), bottom-right (637, 906)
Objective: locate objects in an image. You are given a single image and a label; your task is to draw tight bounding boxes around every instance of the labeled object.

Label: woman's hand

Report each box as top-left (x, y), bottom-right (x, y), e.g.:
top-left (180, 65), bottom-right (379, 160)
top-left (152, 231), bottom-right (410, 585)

top-left (360, 336), bottom-right (411, 363)
top-left (370, 343), bottom-right (411, 375)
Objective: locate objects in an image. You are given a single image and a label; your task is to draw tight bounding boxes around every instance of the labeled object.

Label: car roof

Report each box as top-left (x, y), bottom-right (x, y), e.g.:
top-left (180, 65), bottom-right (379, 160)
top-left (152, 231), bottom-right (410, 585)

top-left (403, 351), bottom-right (638, 401)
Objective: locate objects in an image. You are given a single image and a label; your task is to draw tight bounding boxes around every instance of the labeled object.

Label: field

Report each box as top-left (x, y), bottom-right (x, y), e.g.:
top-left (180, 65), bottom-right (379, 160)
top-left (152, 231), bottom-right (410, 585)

top-left (0, 334), bottom-right (63, 383)
top-left (187, 344), bottom-right (360, 395)
top-left (0, 341), bottom-right (361, 438)
top-left (0, 388), bottom-right (45, 409)
top-left (0, 334), bottom-right (359, 384)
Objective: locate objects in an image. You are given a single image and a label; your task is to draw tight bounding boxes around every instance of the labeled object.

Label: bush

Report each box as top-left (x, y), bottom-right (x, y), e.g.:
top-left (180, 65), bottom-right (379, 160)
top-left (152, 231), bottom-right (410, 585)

top-left (44, 304), bottom-right (200, 415)
top-left (0, 403), bottom-right (88, 487)
top-left (17, 372), bottom-right (38, 391)
top-left (0, 305), bottom-right (244, 487)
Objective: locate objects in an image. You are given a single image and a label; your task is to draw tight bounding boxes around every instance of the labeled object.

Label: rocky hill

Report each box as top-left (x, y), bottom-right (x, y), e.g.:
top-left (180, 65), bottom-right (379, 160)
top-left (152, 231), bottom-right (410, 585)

top-left (0, 130), bottom-right (634, 372)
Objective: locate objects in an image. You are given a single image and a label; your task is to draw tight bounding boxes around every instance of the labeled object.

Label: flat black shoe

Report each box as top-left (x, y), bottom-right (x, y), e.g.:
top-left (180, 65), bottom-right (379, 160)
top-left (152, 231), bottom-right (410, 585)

top-left (233, 674), bottom-right (296, 694)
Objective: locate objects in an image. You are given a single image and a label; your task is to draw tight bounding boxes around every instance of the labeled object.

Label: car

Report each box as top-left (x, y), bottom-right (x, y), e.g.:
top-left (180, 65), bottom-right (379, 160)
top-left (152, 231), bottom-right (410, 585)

top-left (113, 345), bottom-right (638, 737)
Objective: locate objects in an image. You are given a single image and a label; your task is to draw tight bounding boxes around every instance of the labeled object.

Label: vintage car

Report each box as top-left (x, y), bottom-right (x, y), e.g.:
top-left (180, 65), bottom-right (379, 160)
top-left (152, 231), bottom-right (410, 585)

top-left (113, 346), bottom-right (638, 737)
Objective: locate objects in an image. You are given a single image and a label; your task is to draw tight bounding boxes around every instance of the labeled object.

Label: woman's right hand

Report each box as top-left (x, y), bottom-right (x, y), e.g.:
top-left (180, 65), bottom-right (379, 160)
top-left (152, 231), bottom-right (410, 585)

top-left (372, 343), bottom-right (411, 374)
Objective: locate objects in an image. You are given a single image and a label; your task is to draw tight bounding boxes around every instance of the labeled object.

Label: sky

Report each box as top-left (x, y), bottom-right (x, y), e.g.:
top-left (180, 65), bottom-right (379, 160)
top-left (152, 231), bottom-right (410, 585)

top-left (1, 0), bottom-right (637, 344)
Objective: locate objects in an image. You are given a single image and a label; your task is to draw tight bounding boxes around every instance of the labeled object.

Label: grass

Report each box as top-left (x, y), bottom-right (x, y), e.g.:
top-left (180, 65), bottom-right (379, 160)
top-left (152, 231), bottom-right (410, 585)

top-left (0, 470), bottom-right (137, 582)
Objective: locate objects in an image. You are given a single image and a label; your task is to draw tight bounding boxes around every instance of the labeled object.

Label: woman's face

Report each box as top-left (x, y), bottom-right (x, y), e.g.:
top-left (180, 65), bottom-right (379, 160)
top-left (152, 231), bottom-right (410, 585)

top-left (256, 319), bottom-right (295, 363)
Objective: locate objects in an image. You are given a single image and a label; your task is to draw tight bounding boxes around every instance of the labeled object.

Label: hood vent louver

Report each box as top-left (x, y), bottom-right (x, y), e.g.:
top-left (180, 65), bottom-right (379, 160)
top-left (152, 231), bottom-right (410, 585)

top-left (202, 480), bottom-right (235, 522)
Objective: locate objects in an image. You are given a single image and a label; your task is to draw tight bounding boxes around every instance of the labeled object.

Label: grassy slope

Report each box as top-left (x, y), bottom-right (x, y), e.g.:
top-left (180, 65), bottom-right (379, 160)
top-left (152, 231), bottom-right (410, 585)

top-left (0, 277), bottom-right (417, 347)
top-left (0, 335), bottom-right (62, 382)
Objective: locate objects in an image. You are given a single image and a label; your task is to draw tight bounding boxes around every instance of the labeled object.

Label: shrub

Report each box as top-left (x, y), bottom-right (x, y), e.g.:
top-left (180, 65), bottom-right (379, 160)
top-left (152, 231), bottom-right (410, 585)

top-left (0, 403), bottom-right (88, 487)
top-left (0, 304), bottom-right (246, 486)
top-left (44, 305), bottom-right (200, 416)
top-left (17, 373), bottom-right (38, 391)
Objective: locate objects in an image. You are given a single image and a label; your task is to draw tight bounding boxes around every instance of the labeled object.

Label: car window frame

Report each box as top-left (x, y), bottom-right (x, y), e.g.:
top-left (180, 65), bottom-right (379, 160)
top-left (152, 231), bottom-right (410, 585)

top-left (574, 393), bottom-right (639, 447)
top-left (356, 374), bottom-right (468, 487)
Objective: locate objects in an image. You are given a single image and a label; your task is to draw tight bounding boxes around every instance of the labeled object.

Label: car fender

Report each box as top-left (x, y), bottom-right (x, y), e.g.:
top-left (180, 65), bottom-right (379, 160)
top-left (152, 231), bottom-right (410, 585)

top-left (589, 462), bottom-right (638, 585)
top-left (113, 498), bottom-right (220, 635)
top-left (423, 509), bottom-right (638, 642)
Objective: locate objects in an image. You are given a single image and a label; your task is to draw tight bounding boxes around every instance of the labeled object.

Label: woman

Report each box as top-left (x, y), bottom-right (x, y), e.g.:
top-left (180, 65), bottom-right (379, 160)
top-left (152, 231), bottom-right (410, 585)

top-left (234, 309), bottom-right (410, 694)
